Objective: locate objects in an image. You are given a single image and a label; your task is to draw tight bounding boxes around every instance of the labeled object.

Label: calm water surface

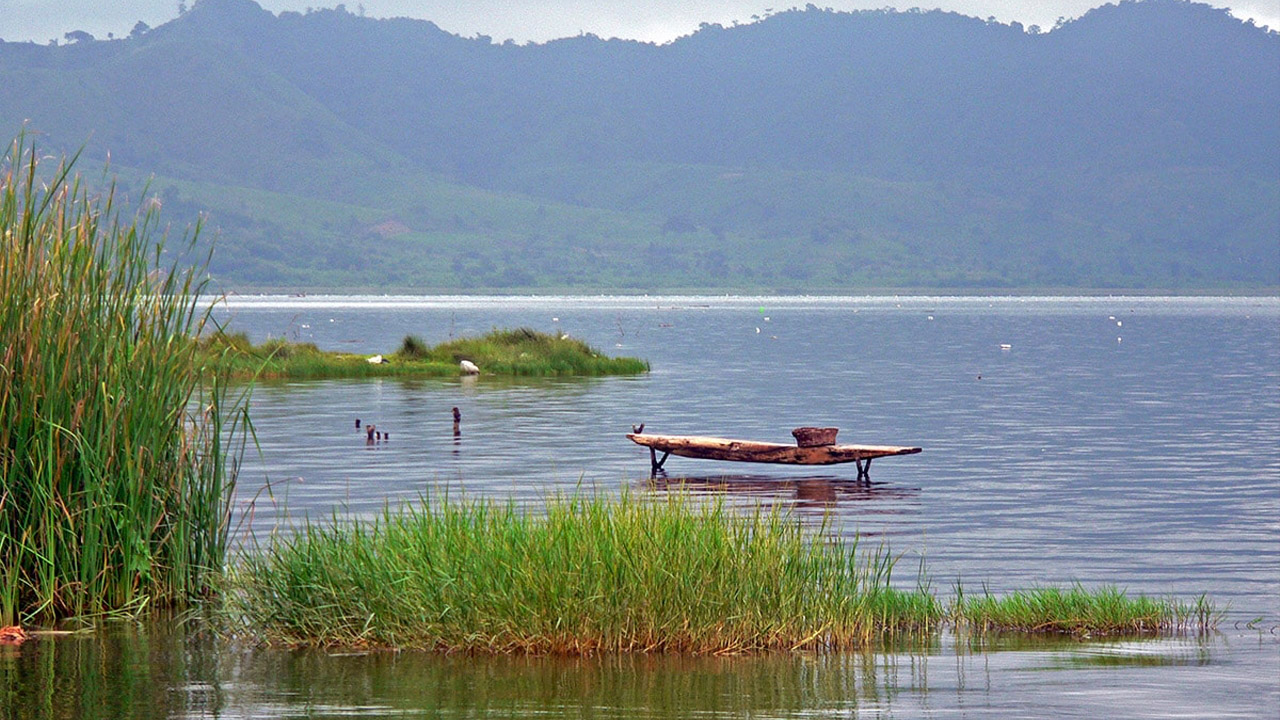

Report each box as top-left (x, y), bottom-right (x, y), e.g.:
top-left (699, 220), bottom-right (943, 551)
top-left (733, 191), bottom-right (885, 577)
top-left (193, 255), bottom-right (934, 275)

top-left (2, 295), bottom-right (1276, 718)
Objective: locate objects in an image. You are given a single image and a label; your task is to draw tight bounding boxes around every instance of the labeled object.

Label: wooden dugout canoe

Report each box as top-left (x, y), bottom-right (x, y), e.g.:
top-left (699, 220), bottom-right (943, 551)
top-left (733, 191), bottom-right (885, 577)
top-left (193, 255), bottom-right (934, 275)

top-left (626, 432), bottom-right (921, 478)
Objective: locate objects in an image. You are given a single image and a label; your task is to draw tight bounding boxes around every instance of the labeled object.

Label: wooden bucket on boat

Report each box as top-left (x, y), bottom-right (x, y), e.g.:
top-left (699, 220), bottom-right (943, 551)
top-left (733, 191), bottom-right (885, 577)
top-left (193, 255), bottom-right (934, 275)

top-left (792, 426), bottom-right (839, 447)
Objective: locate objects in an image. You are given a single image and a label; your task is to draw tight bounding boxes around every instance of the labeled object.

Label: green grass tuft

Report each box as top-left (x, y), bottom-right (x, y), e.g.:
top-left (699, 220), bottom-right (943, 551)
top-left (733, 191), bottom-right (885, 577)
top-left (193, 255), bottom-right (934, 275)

top-left (229, 492), bottom-right (940, 654)
top-left (953, 584), bottom-right (1220, 637)
top-left (397, 334), bottom-right (430, 359)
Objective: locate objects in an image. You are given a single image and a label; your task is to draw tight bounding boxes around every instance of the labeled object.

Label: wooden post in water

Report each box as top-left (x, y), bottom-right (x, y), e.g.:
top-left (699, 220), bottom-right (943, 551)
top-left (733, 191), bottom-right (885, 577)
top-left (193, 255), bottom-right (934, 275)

top-left (855, 458), bottom-right (872, 481)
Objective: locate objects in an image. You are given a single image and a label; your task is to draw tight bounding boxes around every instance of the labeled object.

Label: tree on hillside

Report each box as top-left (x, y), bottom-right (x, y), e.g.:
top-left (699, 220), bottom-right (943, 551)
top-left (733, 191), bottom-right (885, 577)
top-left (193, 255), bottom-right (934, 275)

top-left (64, 30), bottom-right (94, 43)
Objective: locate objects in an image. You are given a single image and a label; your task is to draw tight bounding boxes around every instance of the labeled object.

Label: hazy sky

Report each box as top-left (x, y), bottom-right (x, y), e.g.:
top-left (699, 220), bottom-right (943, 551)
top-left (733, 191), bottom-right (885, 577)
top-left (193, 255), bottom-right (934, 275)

top-left (3, 0), bottom-right (1277, 44)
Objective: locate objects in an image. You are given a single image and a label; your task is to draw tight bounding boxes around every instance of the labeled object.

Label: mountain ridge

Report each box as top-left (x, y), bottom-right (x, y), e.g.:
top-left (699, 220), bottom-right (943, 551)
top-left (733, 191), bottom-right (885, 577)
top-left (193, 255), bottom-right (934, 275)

top-left (2, 0), bottom-right (1276, 290)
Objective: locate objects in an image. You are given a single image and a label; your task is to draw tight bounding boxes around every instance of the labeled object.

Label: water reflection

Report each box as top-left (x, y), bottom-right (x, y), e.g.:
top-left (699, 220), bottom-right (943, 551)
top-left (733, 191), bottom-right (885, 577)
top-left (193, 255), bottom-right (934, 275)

top-left (0, 621), bottom-right (218, 720)
top-left (1048, 640), bottom-right (1215, 669)
top-left (232, 650), bottom-right (930, 719)
top-left (645, 474), bottom-right (921, 516)
top-left (0, 626), bottom-right (938, 719)
top-left (1, 626), bottom-right (1247, 719)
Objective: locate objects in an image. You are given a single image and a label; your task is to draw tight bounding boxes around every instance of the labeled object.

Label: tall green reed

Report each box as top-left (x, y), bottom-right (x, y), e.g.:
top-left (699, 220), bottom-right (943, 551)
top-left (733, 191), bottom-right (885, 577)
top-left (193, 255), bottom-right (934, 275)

top-left (0, 134), bottom-right (246, 625)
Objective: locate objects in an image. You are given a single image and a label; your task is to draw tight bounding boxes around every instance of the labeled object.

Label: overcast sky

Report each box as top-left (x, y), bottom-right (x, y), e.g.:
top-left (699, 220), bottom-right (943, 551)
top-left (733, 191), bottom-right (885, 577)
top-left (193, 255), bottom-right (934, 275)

top-left (3, 0), bottom-right (1276, 44)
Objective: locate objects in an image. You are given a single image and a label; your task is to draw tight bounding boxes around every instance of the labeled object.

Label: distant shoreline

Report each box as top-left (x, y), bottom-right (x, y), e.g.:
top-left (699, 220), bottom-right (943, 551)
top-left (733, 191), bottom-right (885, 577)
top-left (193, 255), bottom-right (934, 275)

top-left (210, 288), bottom-right (1280, 300)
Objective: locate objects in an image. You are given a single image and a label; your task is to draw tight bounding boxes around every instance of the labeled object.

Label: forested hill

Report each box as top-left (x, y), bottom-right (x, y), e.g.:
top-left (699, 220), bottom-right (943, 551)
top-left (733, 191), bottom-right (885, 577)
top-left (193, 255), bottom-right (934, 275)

top-left (2, 0), bottom-right (1276, 290)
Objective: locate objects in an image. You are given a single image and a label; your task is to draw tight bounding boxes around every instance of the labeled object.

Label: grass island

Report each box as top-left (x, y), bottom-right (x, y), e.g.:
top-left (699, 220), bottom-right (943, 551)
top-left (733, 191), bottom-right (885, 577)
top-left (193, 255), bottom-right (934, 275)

top-left (199, 327), bottom-right (650, 380)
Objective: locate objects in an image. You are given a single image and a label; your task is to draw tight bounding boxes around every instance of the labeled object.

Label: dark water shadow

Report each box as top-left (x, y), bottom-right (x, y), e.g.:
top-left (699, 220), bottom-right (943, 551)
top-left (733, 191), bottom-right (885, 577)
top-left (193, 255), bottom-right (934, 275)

top-left (642, 473), bottom-right (921, 513)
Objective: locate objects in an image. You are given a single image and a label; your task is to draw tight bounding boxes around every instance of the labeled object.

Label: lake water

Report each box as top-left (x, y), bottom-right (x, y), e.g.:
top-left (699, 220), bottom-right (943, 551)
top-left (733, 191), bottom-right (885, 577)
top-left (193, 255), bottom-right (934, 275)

top-left (2, 295), bottom-right (1277, 718)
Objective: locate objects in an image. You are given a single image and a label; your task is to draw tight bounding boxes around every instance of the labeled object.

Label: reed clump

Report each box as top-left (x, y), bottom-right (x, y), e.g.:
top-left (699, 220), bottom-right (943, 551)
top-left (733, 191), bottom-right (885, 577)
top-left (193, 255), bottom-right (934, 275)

top-left (0, 135), bottom-right (244, 625)
top-left (230, 493), bottom-right (940, 653)
top-left (201, 327), bottom-right (649, 380)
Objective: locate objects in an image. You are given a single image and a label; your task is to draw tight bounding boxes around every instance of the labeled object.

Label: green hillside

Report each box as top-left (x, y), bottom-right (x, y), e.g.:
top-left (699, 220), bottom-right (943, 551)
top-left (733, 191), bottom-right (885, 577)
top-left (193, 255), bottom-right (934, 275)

top-left (3, 0), bottom-right (1276, 291)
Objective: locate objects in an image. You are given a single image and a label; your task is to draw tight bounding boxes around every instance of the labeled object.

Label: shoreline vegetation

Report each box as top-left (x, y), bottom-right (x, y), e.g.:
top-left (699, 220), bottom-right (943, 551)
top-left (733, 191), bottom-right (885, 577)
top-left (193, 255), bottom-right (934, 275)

top-left (198, 328), bottom-right (649, 380)
top-left (229, 493), bottom-right (1218, 654)
top-left (0, 135), bottom-right (245, 625)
